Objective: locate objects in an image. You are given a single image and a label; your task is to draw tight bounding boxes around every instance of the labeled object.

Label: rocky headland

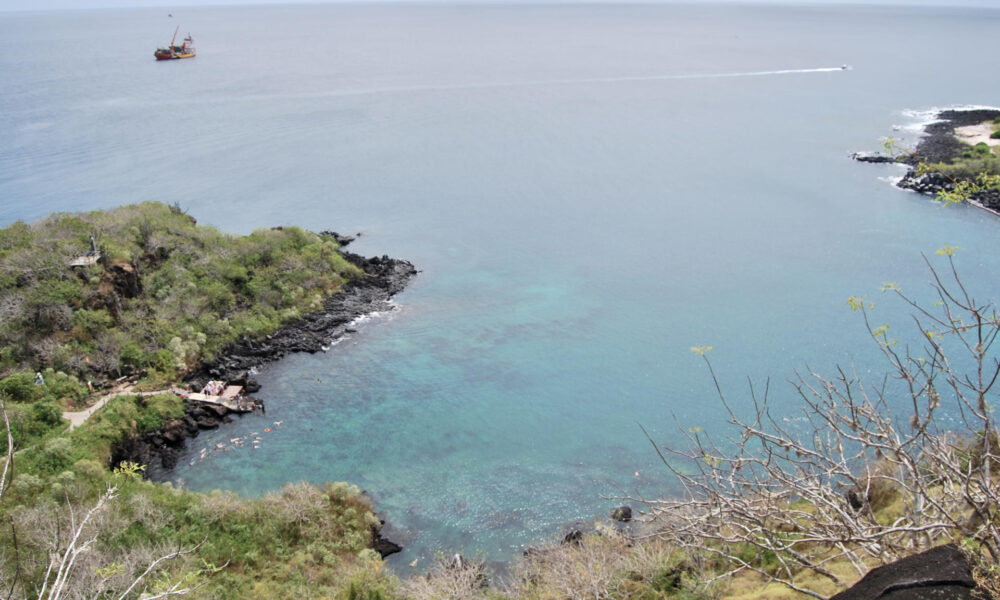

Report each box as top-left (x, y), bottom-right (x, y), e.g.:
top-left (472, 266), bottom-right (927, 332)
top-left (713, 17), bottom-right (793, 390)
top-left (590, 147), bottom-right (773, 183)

top-left (111, 233), bottom-right (417, 478)
top-left (853, 108), bottom-right (1000, 211)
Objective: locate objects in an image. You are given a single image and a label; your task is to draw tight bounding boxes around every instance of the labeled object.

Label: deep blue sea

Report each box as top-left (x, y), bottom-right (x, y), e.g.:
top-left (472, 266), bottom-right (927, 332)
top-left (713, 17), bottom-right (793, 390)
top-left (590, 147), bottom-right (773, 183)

top-left (3, 1), bottom-right (1000, 572)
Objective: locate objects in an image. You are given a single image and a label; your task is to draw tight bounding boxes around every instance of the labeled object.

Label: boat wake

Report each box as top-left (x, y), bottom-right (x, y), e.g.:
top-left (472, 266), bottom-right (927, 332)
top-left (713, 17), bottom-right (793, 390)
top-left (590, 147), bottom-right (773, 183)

top-left (318, 65), bottom-right (851, 98)
top-left (143, 65), bottom-right (851, 109)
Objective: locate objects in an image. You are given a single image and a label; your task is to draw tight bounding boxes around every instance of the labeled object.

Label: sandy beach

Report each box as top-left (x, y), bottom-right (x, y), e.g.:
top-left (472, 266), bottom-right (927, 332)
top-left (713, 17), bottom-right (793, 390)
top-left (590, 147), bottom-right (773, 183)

top-left (954, 121), bottom-right (1000, 147)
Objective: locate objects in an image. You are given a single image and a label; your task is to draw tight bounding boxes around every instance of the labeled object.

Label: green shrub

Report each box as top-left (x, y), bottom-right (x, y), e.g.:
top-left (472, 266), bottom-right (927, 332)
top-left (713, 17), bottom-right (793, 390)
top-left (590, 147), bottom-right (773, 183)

top-left (40, 369), bottom-right (87, 403)
top-left (346, 582), bottom-right (386, 600)
top-left (149, 349), bottom-right (174, 373)
top-left (200, 279), bottom-right (235, 312)
top-left (29, 279), bottom-right (82, 306)
top-left (930, 158), bottom-right (1000, 180)
top-left (37, 437), bottom-right (73, 473)
top-left (30, 401), bottom-right (63, 428)
top-left (120, 341), bottom-right (147, 370)
top-left (0, 220), bottom-right (32, 252)
top-left (71, 308), bottom-right (115, 341)
top-left (72, 458), bottom-right (105, 481)
top-left (222, 263), bottom-right (250, 286)
top-left (11, 473), bottom-right (43, 496)
top-left (0, 372), bottom-right (43, 402)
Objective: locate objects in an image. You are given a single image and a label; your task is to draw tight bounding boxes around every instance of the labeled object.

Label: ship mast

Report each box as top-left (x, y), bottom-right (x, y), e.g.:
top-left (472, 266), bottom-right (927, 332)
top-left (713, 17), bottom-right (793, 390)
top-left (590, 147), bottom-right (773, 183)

top-left (169, 25), bottom-right (179, 48)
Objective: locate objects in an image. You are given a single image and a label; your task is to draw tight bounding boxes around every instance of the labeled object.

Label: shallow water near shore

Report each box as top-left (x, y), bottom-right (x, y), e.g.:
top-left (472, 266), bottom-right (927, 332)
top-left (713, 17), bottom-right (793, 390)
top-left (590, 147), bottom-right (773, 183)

top-left (4, 2), bottom-right (1000, 569)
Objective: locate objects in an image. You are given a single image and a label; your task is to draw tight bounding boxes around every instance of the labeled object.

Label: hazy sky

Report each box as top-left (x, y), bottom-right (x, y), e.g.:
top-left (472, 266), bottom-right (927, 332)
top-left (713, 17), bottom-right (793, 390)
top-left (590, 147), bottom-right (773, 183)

top-left (3, 0), bottom-right (998, 13)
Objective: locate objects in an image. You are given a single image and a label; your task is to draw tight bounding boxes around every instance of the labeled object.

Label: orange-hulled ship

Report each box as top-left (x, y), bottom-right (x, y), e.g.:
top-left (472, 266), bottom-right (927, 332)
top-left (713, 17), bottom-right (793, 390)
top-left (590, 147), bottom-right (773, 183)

top-left (155, 26), bottom-right (195, 61)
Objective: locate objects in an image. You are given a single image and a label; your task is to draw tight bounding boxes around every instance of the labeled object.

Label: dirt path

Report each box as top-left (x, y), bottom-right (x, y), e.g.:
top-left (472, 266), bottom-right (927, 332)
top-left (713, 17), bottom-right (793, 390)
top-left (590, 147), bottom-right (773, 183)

top-left (62, 386), bottom-right (177, 431)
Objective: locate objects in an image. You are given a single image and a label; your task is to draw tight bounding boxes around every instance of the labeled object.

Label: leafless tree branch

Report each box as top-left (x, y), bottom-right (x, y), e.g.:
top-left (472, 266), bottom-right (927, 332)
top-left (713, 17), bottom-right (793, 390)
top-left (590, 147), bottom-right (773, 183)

top-left (635, 260), bottom-right (1000, 598)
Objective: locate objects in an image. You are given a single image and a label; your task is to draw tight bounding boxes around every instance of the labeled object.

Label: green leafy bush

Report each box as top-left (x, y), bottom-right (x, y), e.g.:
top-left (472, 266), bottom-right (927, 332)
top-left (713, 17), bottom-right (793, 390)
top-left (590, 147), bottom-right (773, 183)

top-left (40, 369), bottom-right (87, 403)
top-left (30, 401), bottom-right (63, 427)
top-left (37, 437), bottom-right (74, 474)
top-left (119, 341), bottom-right (147, 370)
top-left (0, 372), bottom-right (42, 402)
top-left (71, 308), bottom-right (114, 341)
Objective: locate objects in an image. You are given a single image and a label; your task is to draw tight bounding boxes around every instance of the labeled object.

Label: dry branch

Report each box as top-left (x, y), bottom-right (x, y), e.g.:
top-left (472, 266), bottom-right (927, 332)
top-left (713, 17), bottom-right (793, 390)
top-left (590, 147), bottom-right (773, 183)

top-left (636, 257), bottom-right (999, 598)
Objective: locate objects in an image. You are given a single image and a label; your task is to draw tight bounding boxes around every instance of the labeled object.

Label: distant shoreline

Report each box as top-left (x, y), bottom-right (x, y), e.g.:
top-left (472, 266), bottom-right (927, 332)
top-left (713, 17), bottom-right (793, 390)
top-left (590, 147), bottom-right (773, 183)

top-left (853, 107), bottom-right (1000, 213)
top-left (903, 108), bottom-right (1000, 164)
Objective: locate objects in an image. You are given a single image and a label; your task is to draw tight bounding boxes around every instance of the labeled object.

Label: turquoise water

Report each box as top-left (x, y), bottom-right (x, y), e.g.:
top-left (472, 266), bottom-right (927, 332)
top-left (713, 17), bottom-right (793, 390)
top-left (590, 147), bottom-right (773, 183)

top-left (3, 2), bottom-right (1000, 569)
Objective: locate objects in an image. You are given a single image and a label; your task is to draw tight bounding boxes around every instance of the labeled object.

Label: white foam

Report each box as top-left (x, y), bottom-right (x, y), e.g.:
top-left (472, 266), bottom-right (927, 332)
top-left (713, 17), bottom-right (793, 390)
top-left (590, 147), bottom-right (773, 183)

top-left (348, 302), bottom-right (399, 327)
top-left (968, 199), bottom-right (1000, 218)
top-left (324, 336), bottom-right (349, 349)
top-left (897, 104), bottom-right (1000, 134)
top-left (897, 106), bottom-right (946, 129)
top-left (878, 174), bottom-right (906, 187)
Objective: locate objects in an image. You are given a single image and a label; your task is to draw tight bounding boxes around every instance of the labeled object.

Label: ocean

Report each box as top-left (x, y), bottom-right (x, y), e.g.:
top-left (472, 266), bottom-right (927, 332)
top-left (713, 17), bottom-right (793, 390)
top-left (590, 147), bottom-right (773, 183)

top-left (3, 1), bottom-right (1000, 571)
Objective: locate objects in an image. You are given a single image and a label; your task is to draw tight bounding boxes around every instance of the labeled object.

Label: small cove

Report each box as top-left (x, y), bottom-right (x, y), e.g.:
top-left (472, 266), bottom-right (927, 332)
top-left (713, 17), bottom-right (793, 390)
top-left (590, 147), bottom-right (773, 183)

top-left (3, 1), bottom-right (1000, 571)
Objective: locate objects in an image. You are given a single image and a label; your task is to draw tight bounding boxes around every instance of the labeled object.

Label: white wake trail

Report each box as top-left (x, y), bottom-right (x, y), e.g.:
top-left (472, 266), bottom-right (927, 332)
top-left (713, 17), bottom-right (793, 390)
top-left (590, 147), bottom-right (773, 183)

top-left (143, 65), bottom-right (850, 108)
top-left (316, 66), bottom-right (849, 99)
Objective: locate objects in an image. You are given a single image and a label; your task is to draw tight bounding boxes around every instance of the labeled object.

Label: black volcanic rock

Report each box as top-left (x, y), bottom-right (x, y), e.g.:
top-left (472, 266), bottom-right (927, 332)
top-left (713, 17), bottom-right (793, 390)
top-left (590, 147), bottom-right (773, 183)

top-left (562, 529), bottom-right (584, 545)
top-left (611, 506), bottom-right (633, 522)
top-left (851, 152), bottom-right (900, 164)
top-left (319, 230), bottom-right (359, 247)
top-left (372, 533), bottom-right (403, 558)
top-left (830, 544), bottom-right (981, 600)
top-left (188, 253), bottom-right (416, 385)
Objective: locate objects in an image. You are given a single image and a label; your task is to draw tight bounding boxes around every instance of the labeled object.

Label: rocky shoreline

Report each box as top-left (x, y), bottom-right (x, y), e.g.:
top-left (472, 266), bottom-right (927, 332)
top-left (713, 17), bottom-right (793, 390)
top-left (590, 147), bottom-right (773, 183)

top-left (189, 244), bottom-right (417, 388)
top-left (852, 108), bottom-right (1000, 212)
top-left (111, 234), bottom-right (417, 478)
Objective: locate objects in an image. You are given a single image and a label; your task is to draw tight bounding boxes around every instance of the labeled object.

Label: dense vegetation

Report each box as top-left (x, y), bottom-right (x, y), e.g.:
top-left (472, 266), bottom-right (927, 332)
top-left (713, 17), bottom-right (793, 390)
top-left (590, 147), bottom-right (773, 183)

top-left (0, 202), bottom-right (362, 388)
top-left (1, 391), bottom-right (391, 598)
top-left (0, 204), bottom-right (392, 598)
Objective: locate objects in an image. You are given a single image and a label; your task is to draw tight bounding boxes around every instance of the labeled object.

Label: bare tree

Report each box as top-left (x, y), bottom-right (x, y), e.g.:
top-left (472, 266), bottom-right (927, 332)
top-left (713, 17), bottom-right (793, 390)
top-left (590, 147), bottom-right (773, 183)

top-left (1, 397), bottom-right (13, 498)
top-left (405, 555), bottom-right (490, 600)
top-left (1, 400), bottom-right (223, 599)
top-left (634, 254), bottom-right (999, 599)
